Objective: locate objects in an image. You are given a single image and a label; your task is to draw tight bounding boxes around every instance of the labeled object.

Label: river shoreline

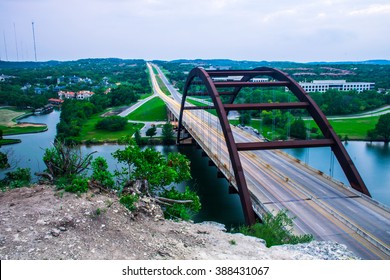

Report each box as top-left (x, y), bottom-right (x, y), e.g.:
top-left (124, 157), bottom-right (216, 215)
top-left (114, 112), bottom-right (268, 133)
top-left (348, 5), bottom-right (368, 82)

top-left (1, 110), bottom-right (389, 210)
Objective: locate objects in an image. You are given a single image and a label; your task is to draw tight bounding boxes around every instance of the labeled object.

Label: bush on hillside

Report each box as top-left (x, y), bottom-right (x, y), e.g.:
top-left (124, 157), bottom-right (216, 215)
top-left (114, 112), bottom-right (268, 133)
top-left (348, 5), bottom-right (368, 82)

top-left (237, 210), bottom-right (313, 247)
top-left (96, 116), bottom-right (127, 131)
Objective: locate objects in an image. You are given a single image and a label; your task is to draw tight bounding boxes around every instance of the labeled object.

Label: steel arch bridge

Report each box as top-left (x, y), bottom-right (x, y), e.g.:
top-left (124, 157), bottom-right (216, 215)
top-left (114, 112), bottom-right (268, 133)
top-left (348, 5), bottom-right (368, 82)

top-left (176, 66), bottom-right (371, 225)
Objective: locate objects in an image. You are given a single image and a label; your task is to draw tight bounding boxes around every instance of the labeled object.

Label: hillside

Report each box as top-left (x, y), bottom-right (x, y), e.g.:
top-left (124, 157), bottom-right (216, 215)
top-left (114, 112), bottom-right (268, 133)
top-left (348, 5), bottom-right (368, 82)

top-left (0, 185), bottom-right (358, 260)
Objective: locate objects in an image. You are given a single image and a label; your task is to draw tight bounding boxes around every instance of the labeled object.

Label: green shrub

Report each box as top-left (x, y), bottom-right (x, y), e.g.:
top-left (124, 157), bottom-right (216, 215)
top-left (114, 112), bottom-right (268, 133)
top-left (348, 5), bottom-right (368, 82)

top-left (160, 187), bottom-right (201, 221)
top-left (0, 167), bottom-right (31, 191)
top-left (54, 176), bottom-right (71, 190)
top-left (133, 129), bottom-right (145, 145)
top-left (119, 194), bottom-right (139, 211)
top-left (91, 156), bottom-right (116, 190)
top-left (237, 210), bottom-right (313, 247)
top-left (1, 167), bottom-right (31, 190)
top-left (64, 176), bottom-right (89, 193)
top-left (162, 122), bottom-right (174, 144)
top-left (43, 141), bottom-right (94, 178)
top-left (0, 151), bottom-right (10, 169)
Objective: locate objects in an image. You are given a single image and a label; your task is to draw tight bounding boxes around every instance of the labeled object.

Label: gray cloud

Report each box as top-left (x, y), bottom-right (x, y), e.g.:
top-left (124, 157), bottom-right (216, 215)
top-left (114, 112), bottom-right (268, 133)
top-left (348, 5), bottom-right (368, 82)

top-left (0, 0), bottom-right (389, 61)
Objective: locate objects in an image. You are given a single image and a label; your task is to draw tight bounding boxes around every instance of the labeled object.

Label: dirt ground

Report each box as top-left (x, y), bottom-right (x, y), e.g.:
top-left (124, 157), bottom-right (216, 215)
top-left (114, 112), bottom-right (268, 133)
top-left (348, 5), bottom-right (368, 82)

top-left (14, 123), bottom-right (46, 128)
top-left (0, 185), bottom-right (358, 260)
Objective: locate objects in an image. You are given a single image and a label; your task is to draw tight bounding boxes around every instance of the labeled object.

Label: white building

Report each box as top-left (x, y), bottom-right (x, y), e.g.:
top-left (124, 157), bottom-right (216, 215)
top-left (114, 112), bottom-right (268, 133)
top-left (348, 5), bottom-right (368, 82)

top-left (58, 90), bottom-right (94, 100)
top-left (299, 80), bottom-right (375, 93)
top-left (58, 91), bottom-right (76, 99)
top-left (251, 77), bottom-right (269, 82)
top-left (211, 76), bottom-right (269, 82)
top-left (76, 90), bottom-right (94, 100)
top-left (212, 76), bottom-right (243, 82)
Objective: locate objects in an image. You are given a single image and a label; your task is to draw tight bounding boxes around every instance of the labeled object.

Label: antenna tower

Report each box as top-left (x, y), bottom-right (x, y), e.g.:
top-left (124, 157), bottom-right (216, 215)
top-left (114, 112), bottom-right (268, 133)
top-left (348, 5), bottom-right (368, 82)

top-left (13, 23), bottom-right (19, 61)
top-left (32, 22), bottom-right (37, 62)
top-left (2, 32), bottom-right (8, 61)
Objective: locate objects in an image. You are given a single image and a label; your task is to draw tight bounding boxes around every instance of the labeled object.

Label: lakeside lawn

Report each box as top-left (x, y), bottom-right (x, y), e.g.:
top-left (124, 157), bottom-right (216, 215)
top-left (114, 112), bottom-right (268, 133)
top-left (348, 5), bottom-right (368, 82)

top-left (127, 96), bottom-right (168, 122)
top-left (0, 125), bottom-right (48, 135)
top-left (75, 114), bottom-right (144, 142)
top-left (0, 138), bottom-right (21, 145)
top-left (0, 108), bottom-right (47, 135)
top-left (313, 117), bottom-right (378, 140)
top-left (230, 115), bottom-right (378, 140)
top-left (0, 108), bottom-right (27, 126)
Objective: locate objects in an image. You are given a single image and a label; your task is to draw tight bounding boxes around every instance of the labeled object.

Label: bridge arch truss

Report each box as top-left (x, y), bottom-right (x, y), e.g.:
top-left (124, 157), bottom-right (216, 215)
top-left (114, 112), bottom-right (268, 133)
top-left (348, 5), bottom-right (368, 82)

top-left (177, 67), bottom-right (370, 225)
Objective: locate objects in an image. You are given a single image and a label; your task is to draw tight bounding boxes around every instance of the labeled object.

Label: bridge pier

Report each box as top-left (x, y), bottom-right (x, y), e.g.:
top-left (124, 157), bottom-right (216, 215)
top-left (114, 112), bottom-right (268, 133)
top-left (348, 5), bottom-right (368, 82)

top-left (167, 109), bottom-right (176, 122)
top-left (217, 170), bottom-right (226, 179)
top-left (228, 185), bottom-right (239, 195)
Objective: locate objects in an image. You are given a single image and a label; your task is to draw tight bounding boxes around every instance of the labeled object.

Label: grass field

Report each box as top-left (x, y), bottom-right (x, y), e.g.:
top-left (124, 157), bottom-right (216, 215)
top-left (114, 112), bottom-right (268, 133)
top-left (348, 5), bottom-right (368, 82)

top-left (311, 117), bottom-right (378, 139)
top-left (0, 138), bottom-right (21, 145)
top-left (230, 115), bottom-right (379, 140)
top-left (0, 108), bottom-right (27, 126)
top-left (0, 108), bottom-right (47, 135)
top-left (127, 97), bottom-right (168, 121)
top-left (0, 125), bottom-right (48, 135)
top-left (139, 93), bottom-right (154, 100)
top-left (155, 75), bottom-right (171, 96)
top-left (75, 114), bottom-right (144, 142)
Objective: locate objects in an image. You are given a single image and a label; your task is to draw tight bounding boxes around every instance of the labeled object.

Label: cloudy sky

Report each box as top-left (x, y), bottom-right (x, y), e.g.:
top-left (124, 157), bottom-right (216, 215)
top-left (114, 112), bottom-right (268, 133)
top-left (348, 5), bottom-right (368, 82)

top-left (1, 0), bottom-right (389, 62)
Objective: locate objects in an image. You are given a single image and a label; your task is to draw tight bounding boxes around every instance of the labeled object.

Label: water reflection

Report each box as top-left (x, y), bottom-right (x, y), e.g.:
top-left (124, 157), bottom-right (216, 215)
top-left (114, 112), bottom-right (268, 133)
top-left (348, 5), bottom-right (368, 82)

top-left (285, 142), bottom-right (390, 207)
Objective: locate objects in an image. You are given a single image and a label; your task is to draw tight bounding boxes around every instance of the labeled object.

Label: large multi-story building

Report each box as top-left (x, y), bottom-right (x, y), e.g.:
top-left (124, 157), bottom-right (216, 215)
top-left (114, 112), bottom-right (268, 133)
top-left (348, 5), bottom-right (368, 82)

top-left (298, 80), bottom-right (375, 93)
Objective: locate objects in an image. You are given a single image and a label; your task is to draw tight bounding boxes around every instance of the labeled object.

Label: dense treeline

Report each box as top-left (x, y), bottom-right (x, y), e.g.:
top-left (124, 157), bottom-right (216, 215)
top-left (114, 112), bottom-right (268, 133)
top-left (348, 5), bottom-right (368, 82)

top-left (0, 59), bottom-right (150, 88)
top-left (57, 84), bottom-right (140, 141)
top-left (309, 89), bottom-right (388, 115)
top-left (156, 60), bottom-right (389, 118)
top-left (155, 59), bottom-right (390, 90)
top-left (0, 83), bottom-right (55, 109)
top-left (236, 87), bottom-right (388, 116)
top-left (0, 59), bottom-right (151, 109)
top-left (1, 59), bottom-right (151, 142)
top-left (56, 100), bottom-right (98, 140)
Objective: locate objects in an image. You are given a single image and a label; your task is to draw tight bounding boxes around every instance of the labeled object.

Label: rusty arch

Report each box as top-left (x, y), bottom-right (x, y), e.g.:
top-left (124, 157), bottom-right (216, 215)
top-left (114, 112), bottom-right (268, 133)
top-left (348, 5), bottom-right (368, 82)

top-left (177, 67), bottom-right (370, 225)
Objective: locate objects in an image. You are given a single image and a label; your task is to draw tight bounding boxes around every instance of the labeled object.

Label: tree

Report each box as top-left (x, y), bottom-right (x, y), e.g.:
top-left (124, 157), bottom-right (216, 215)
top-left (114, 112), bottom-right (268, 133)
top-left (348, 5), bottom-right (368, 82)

top-left (90, 93), bottom-right (111, 111)
top-left (108, 85), bottom-right (139, 106)
top-left (112, 142), bottom-right (192, 191)
top-left (0, 151), bottom-right (10, 169)
top-left (56, 99), bottom-right (97, 141)
top-left (96, 116), bottom-right (127, 131)
top-left (368, 113), bottom-right (390, 143)
top-left (112, 141), bottom-right (198, 220)
top-left (290, 118), bottom-right (307, 139)
top-left (239, 112), bottom-right (251, 126)
top-left (145, 125), bottom-right (157, 138)
top-left (162, 122), bottom-right (174, 144)
top-left (42, 141), bottom-right (96, 180)
top-left (90, 156), bottom-right (115, 190)
top-left (133, 129), bottom-right (143, 145)
top-left (367, 129), bottom-right (377, 142)
top-left (0, 129), bottom-right (3, 140)
top-left (0, 167), bottom-right (31, 189)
